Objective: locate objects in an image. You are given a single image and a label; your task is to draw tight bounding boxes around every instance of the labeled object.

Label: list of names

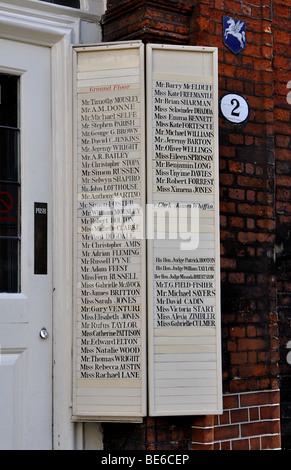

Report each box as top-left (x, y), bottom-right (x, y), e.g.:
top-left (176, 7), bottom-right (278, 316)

top-left (151, 78), bottom-right (216, 328)
top-left (76, 82), bottom-right (144, 381)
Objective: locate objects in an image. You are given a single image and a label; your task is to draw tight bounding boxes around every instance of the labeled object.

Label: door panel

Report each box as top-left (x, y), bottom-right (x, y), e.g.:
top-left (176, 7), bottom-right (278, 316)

top-left (0, 39), bottom-right (52, 449)
top-left (0, 349), bottom-right (25, 449)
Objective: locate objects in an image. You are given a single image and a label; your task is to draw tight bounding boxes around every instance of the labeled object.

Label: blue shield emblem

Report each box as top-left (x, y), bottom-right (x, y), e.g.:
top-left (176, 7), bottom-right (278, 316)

top-left (223, 16), bottom-right (246, 54)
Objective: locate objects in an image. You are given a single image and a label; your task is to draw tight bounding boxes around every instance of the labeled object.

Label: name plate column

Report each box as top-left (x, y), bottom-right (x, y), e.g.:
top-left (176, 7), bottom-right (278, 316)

top-left (147, 45), bottom-right (222, 416)
top-left (73, 43), bottom-right (146, 420)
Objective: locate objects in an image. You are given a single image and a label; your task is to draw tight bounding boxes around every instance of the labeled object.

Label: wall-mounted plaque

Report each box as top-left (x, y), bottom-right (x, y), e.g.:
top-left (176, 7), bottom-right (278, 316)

top-left (146, 44), bottom-right (222, 416)
top-left (220, 93), bottom-right (249, 124)
top-left (72, 42), bottom-right (147, 421)
top-left (34, 202), bottom-right (48, 275)
top-left (73, 42), bottom-right (222, 420)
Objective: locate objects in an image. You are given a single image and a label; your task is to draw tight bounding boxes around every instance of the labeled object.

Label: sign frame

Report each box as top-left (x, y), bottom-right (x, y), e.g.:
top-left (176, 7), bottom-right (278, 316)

top-left (72, 41), bottom-right (147, 422)
top-left (146, 44), bottom-right (222, 416)
top-left (72, 42), bottom-right (222, 421)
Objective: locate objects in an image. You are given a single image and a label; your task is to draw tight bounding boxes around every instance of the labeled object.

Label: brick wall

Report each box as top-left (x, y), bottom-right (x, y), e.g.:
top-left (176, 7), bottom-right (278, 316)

top-left (103, 390), bottom-right (280, 450)
top-left (191, 0), bottom-right (278, 396)
top-left (102, 0), bottom-right (194, 44)
top-left (193, 390), bottom-right (281, 450)
top-left (189, 0), bottom-right (283, 449)
top-left (100, 0), bottom-right (291, 450)
top-left (273, 0), bottom-right (291, 451)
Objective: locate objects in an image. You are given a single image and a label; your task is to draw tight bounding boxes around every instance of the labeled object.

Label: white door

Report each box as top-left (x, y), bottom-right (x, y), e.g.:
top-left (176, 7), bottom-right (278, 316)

top-left (0, 39), bottom-right (52, 449)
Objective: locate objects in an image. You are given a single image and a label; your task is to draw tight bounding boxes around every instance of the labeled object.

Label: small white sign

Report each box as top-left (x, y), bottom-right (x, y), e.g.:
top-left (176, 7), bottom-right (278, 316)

top-left (220, 93), bottom-right (249, 124)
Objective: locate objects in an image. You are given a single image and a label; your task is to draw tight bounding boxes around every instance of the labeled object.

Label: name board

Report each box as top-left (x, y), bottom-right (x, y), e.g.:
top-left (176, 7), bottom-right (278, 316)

top-left (72, 43), bottom-right (222, 420)
top-left (146, 45), bottom-right (222, 415)
top-left (72, 43), bottom-right (147, 420)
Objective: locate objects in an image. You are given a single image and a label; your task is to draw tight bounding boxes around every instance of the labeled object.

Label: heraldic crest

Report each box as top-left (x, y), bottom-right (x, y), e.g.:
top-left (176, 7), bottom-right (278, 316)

top-left (223, 16), bottom-right (246, 54)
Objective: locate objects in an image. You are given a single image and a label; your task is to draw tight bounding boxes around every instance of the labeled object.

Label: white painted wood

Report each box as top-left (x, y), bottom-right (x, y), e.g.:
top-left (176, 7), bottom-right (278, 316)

top-left (0, 39), bottom-right (52, 449)
top-left (0, 350), bottom-right (25, 449)
top-left (72, 42), bottom-right (147, 421)
top-left (155, 369), bottom-right (217, 379)
top-left (50, 33), bottom-right (76, 451)
top-left (147, 44), bottom-right (222, 416)
top-left (0, 0), bottom-right (105, 450)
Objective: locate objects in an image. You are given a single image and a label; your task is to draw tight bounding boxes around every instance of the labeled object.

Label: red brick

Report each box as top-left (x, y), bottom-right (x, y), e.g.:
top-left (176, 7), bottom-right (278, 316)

top-left (237, 337), bottom-right (267, 351)
top-left (220, 441), bottom-right (231, 450)
top-left (246, 190), bottom-right (256, 202)
top-left (232, 439), bottom-right (250, 450)
top-left (146, 445), bottom-right (156, 450)
top-left (260, 405), bottom-right (280, 420)
top-left (275, 108), bottom-right (291, 121)
top-left (238, 231), bottom-right (275, 243)
top-left (230, 408), bottom-right (249, 423)
top-left (250, 437), bottom-right (261, 450)
top-left (224, 0), bottom-right (241, 14)
top-left (261, 434), bottom-right (281, 450)
top-left (193, 416), bottom-right (215, 427)
top-left (221, 230), bottom-right (236, 241)
top-left (276, 148), bottom-right (291, 162)
top-left (230, 326), bottom-right (245, 338)
top-left (230, 352), bottom-right (248, 365)
top-left (238, 204), bottom-right (273, 217)
top-left (274, 29), bottom-right (291, 44)
top-left (214, 424), bottom-right (240, 441)
top-left (256, 219), bottom-right (276, 230)
top-left (223, 394), bottom-right (239, 410)
top-left (191, 443), bottom-right (214, 450)
top-left (220, 145), bottom-right (236, 157)
top-left (220, 201), bottom-right (236, 213)
top-left (274, 4), bottom-right (290, 19)
top-left (249, 407), bottom-right (260, 421)
top-left (219, 411), bottom-right (230, 425)
top-left (229, 272), bottom-right (245, 283)
top-left (229, 134), bottom-right (244, 145)
top-left (228, 188), bottom-right (245, 200)
top-left (237, 175), bottom-right (268, 189)
top-left (191, 426), bottom-right (214, 443)
top-left (240, 391), bottom-right (280, 407)
top-left (246, 325), bottom-right (257, 337)
top-left (239, 364), bottom-right (269, 378)
top-left (227, 339), bottom-right (237, 352)
top-left (214, 0), bottom-right (224, 9)
top-left (228, 161), bottom-right (244, 173)
top-left (220, 258), bottom-right (236, 269)
top-left (247, 218), bottom-right (255, 230)
top-left (146, 428), bottom-right (155, 444)
top-left (245, 163), bottom-right (255, 175)
top-left (229, 216), bottom-right (244, 228)
top-left (241, 419), bottom-right (280, 438)
top-left (220, 173), bottom-right (234, 185)
top-left (242, 4), bottom-right (252, 16)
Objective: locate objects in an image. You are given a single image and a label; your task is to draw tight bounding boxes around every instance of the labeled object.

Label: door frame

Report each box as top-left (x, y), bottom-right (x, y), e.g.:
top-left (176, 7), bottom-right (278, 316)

top-left (0, 1), bottom-right (99, 449)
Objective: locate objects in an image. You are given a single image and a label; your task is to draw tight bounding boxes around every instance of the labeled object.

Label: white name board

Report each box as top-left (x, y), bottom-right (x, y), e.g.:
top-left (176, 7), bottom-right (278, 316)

top-left (72, 43), bottom-right (147, 420)
top-left (72, 43), bottom-right (222, 420)
top-left (147, 44), bottom-right (222, 415)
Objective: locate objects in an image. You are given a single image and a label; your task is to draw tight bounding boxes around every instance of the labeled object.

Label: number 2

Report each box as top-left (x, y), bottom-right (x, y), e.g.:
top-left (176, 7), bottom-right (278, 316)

top-left (231, 98), bottom-right (240, 117)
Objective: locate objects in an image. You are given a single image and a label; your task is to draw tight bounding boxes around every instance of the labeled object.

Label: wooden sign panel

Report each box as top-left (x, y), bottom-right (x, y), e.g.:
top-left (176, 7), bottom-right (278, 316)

top-left (73, 42), bottom-right (222, 420)
top-left (146, 45), bottom-right (222, 416)
top-left (72, 43), bottom-right (147, 420)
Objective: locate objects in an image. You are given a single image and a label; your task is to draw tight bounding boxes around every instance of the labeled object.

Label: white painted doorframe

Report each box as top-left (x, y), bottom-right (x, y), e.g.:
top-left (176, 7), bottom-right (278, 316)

top-left (0, 37), bottom-right (53, 450)
top-left (0, 4), bottom-right (79, 449)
